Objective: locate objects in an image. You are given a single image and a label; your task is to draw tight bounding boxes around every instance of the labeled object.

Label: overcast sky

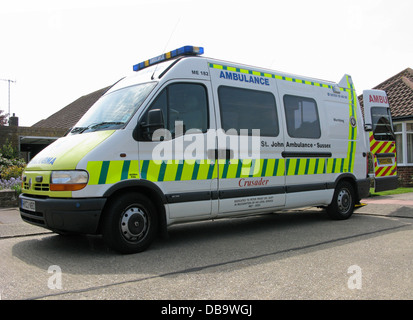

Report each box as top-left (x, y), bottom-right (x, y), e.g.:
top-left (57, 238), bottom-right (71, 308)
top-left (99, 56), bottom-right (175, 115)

top-left (1, 0), bottom-right (412, 127)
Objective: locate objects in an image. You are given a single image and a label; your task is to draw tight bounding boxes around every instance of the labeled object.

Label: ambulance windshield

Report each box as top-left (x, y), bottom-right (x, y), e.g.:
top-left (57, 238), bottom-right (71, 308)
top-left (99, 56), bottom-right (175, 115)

top-left (371, 107), bottom-right (395, 141)
top-left (70, 82), bottom-right (156, 134)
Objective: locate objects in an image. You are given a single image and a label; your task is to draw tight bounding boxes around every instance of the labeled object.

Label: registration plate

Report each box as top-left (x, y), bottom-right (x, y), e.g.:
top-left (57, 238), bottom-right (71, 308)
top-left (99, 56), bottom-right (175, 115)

top-left (378, 157), bottom-right (393, 165)
top-left (21, 199), bottom-right (36, 212)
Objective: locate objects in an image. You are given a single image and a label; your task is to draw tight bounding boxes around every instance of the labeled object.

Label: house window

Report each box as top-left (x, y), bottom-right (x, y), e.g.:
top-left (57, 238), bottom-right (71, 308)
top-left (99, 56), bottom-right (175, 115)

top-left (393, 122), bottom-right (413, 165)
top-left (407, 123), bottom-right (413, 164)
top-left (394, 123), bottom-right (402, 164)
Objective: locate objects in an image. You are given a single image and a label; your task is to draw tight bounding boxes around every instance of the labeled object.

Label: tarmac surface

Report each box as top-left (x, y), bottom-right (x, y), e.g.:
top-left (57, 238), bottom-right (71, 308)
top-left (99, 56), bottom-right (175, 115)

top-left (1, 192), bottom-right (413, 238)
top-left (357, 192), bottom-right (413, 218)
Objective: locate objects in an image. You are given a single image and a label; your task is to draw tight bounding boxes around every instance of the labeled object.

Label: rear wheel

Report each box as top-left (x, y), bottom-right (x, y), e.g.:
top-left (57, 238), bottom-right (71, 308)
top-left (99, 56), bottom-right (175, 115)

top-left (102, 192), bottom-right (158, 254)
top-left (326, 181), bottom-right (355, 220)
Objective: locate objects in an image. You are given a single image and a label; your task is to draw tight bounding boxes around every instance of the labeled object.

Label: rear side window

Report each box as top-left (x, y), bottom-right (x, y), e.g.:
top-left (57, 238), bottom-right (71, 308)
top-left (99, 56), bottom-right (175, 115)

top-left (283, 95), bottom-right (321, 139)
top-left (218, 86), bottom-right (279, 136)
top-left (371, 106), bottom-right (395, 141)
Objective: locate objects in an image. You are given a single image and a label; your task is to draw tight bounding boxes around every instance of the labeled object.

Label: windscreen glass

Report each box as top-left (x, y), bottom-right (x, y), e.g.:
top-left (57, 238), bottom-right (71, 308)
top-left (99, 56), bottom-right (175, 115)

top-left (70, 82), bottom-right (156, 134)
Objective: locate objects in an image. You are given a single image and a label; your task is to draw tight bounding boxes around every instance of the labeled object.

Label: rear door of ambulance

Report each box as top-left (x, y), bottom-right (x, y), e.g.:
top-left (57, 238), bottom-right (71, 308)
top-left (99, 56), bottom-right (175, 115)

top-left (363, 90), bottom-right (398, 192)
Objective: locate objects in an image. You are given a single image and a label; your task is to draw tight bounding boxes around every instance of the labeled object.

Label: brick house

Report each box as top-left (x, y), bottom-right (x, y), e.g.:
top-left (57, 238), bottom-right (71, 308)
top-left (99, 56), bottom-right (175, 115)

top-left (0, 86), bottom-right (111, 162)
top-left (360, 68), bottom-right (413, 187)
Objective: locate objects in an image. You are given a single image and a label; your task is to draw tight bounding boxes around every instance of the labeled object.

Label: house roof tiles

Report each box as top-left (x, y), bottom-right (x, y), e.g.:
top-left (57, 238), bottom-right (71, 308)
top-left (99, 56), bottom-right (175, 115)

top-left (31, 86), bottom-right (112, 129)
top-left (359, 68), bottom-right (413, 120)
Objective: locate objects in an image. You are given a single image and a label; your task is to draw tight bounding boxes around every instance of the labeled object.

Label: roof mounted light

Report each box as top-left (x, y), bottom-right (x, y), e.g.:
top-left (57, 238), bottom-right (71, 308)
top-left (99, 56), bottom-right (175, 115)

top-left (133, 45), bottom-right (204, 72)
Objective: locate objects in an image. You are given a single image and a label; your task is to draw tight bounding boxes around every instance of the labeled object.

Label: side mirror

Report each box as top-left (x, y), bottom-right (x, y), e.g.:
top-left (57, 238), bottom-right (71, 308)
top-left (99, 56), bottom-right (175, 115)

top-left (133, 109), bottom-right (165, 141)
top-left (147, 109), bottom-right (164, 128)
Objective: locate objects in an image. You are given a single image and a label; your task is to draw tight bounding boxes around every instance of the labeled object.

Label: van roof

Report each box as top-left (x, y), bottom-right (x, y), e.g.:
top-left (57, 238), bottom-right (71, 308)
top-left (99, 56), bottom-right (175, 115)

top-left (121, 45), bottom-right (353, 93)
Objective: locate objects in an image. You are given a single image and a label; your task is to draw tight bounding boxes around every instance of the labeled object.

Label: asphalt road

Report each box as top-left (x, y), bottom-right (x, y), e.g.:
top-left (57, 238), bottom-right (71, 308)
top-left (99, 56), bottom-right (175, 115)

top-left (0, 193), bottom-right (412, 301)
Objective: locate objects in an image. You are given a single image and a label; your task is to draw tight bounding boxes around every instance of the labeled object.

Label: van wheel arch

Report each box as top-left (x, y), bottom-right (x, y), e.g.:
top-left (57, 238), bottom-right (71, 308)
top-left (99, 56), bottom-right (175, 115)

top-left (99, 180), bottom-right (168, 242)
top-left (332, 174), bottom-right (361, 203)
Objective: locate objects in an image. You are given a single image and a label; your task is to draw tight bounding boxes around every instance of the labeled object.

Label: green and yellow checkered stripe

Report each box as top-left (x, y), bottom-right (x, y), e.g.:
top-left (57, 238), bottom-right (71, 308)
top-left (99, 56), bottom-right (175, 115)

top-left (87, 160), bottom-right (140, 185)
top-left (209, 63), bottom-right (334, 88)
top-left (86, 157), bottom-right (348, 185)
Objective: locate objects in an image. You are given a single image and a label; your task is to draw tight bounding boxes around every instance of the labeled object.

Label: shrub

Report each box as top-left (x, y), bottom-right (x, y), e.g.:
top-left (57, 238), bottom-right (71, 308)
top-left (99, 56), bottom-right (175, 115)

top-left (0, 177), bottom-right (22, 191)
top-left (1, 165), bottom-right (25, 180)
top-left (0, 154), bottom-right (26, 181)
top-left (0, 141), bottom-right (26, 192)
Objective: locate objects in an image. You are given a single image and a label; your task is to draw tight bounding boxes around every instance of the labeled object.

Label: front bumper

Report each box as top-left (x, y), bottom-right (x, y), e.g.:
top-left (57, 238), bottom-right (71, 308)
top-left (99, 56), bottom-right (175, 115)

top-left (19, 194), bottom-right (107, 234)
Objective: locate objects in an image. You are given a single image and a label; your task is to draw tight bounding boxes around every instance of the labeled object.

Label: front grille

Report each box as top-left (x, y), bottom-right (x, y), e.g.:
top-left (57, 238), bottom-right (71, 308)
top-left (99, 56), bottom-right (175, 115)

top-left (22, 172), bottom-right (51, 193)
top-left (23, 182), bottom-right (50, 192)
top-left (20, 209), bottom-right (46, 226)
top-left (34, 183), bottom-right (50, 191)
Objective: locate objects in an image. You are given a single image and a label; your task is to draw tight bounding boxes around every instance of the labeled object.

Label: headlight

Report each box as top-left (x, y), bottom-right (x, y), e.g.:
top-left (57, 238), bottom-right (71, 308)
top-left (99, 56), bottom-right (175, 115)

top-left (50, 170), bottom-right (89, 191)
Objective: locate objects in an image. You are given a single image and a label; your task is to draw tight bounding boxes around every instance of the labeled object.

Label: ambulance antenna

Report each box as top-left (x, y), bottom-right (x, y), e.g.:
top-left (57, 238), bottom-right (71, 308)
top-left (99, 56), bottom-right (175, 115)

top-left (152, 18), bottom-right (181, 80)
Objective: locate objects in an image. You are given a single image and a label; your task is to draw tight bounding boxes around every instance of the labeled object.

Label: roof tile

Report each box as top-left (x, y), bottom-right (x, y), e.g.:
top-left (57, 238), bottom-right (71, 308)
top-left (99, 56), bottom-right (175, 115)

top-left (359, 68), bottom-right (413, 120)
top-left (31, 86), bottom-right (112, 129)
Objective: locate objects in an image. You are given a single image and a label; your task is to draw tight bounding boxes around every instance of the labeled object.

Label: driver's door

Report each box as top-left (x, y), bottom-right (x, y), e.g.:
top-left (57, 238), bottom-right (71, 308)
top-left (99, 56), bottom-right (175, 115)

top-left (137, 80), bottom-right (218, 219)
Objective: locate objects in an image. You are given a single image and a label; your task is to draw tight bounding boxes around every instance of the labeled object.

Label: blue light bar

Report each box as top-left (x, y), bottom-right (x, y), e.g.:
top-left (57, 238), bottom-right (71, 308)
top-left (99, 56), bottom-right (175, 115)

top-left (133, 46), bottom-right (204, 72)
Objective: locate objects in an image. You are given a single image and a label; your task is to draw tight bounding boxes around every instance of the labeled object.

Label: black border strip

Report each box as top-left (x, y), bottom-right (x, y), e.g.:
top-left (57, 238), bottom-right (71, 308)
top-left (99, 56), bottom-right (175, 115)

top-left (166, 191), bottom-right (211, 203)
top-left (282, 151), bottom-right (332, 158)
top-left (165, 183), bottom-right (335, 204)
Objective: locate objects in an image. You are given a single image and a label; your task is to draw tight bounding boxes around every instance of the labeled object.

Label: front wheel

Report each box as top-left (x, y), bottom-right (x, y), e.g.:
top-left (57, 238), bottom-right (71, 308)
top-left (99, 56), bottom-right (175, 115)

top-left (102, 192), bottom-right (158, 254)
top-left (326, 181), bottom-right (355, 220)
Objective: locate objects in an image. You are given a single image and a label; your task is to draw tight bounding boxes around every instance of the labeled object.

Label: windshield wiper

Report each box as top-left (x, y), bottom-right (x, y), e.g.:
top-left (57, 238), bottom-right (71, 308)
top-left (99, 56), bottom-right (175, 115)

top-left (89, 121), bottom-right (125, 129)
top-left (71, 122), bottom-right (125, 134)
top-left (71, 126), bottom-right (88, 134)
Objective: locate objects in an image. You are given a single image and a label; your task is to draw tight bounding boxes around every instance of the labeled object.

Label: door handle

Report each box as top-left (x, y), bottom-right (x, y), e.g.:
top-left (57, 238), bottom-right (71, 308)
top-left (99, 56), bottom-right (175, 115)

top-left (207, 149), bottom-right (234, 160)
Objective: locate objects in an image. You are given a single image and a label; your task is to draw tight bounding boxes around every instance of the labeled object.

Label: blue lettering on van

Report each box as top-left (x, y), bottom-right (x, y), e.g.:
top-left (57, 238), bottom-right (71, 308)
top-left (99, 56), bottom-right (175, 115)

top-left (220, 71), bottom-right (269, 86)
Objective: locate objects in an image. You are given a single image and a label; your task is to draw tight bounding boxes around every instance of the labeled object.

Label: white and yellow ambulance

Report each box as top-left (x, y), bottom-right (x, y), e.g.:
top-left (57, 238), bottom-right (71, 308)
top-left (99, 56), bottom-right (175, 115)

top-left (19, 46), bottom-right (397, 253)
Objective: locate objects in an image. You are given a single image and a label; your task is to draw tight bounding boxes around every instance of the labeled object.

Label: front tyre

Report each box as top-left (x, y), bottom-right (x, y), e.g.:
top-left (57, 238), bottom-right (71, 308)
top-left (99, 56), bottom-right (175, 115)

top-left (102, 192), bottom-right (158, 254)
top-left (326, 181), bottom-right (355, 220)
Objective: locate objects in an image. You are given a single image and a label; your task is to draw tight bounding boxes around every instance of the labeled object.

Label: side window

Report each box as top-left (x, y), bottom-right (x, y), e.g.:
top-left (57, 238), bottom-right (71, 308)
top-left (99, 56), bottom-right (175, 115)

top-left (148, 88), bottom-right (168, 125)
top-left (144, 83), bottom-right (209, 136)
top-left (283, 95), bottom-right (321, 139)
top-left (167, 83), bottom-right (208, 133)
top-left (218, 86), bottom-right (279, 136)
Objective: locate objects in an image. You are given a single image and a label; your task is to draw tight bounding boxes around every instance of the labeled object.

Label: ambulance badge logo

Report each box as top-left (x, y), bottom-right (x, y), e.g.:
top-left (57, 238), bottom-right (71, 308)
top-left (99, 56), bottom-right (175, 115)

top-left (350, 116), bottom-right (357, 128)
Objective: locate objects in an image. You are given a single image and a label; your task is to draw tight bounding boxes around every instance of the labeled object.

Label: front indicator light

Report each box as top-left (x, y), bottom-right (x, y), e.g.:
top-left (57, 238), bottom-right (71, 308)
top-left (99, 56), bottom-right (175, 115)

top-left (50, 183), bottom-right (88, 191)
top-left (50, 171), bottom-right (88, 191)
